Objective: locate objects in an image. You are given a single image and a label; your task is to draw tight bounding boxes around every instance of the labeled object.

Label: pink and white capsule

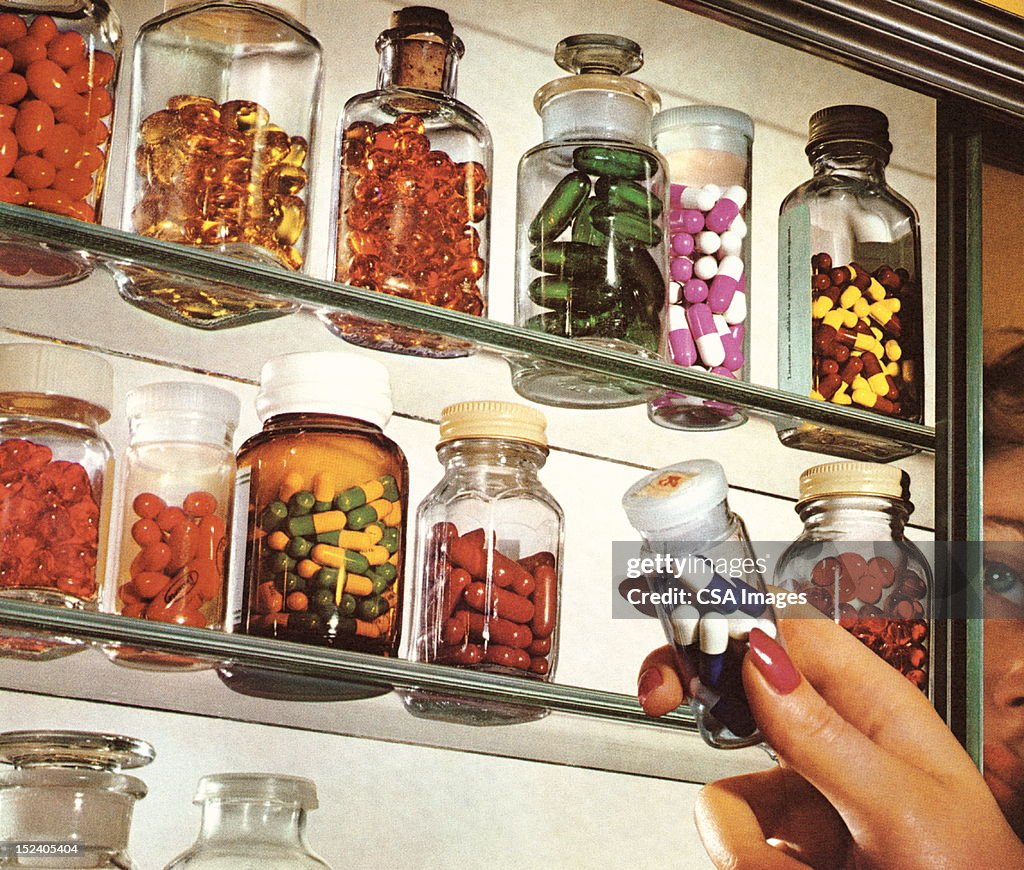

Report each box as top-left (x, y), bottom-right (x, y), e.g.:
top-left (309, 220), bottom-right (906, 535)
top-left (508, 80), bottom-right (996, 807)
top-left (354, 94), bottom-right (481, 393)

top-left (723, 288), bottom-right (747, 325)
top-left (695, 230), bottom-right (722, 255)
top-left (679, 209), bottom-right (705, 234)
top-left (668, 305), bottom-right (698, 366)
top-left (671, 232), bottom-right (695, 256)
top-left (718, 228), bottom-right (743, 257)
top-left (718, 318), bottom-right (745, 372)
top-left (693, 255), bottom-right (719, 281)
top-left (686, 302), bottom-right (725, 368)
top-left (670, 256), bottom-right (693, 282)
top-left (681, 184), bottom-right (721, 212)
top-left (705, 185), bottom-right (748, 234)
top-left (669, 183), bottom-right (687, 209)
top-left (682, 278), bottom-right (709, 304)
top-left (707, 255), bottom-right (744, 313)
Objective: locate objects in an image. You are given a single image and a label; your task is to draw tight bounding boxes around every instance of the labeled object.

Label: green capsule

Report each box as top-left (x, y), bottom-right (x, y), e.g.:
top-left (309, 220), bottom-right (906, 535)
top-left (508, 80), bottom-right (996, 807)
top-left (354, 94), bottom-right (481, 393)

top-left (341, 593), bottom-right (357, 616)
top-left (591, 204), bottom-right (661, 247)
top-left (528, 275), bottom-right (571, 310)
top-left (260, 501), bottom-right (288, 532)
top-left (526, 311), bottom-right (569, 337)
top-left (528, 171), bottom-right (591, 243)
top-left (571, 197), bottom-right (608, 246)
top-left (346, 504), bottom-right (377, 530)
top-left (345, 550), bottom-right (370, 575)
top-left (314, 567), bottom-right (339, 590)
top-left (573, 145), bottom-right (657, 180)
top-left (368, 570), bottom-right (389, 595)
top-left (312, 587), bottom-right (335, 613)
top-left (374, 562), bottom-right (398, 584)
top-left (335, 616), bottom-right (357, 635)
top-left (289, 612), bottom-right (320, 633)
top-left (263, 551), bottom-right (295, 574)
top-left (357, 596), bottom-right (389, 620)
top-left (334, 486), bottom-right (366, 511)
top-left (380, 526), bottom-right (399, 554)
top-left (619, 242), bottom-right (668, 323)
top-left (313, 500), bottom-right (333, 513)
top-left (281, 573), bottom-right (307, 593)
top-left (379, 475), bottom-right (400, 502)
top-left (572, 308), bottom-right (627, 339)
top-left (289, 491), bottom-right (316, 516)
top-left (315, 529), bottom-right (341, 546)
top-left (529, 242), bottom-right (606, 279)
top-left (286, 535), bottom-right (312, 560)
top-left (595, 176), bottom-right (662, 219)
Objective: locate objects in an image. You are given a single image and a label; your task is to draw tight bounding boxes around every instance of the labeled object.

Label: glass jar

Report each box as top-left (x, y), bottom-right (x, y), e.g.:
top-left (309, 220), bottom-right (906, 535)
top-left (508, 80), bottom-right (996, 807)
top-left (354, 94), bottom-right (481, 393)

top-left (0, 0), bottom-right (122, 289)
top-left (777, 104), bottom-right (924, 461)
top-left (324, 5), bottom-right (491, 359)
top-left (404, 401), bottom-right (563, 725)
top-left (622, 460), bottom-right (778, 749)
top-left (511, 33), bottom-right (668, 409)
top-left (649, 105), bottom-right (753, 431)
top-left (0, 342), bottom-right (112, 660)
top-left (164, 774), bottom-right (330, 869)
top-left (0, 730), bottom-right (154, 869)
top-left (774, 461), bottom-right (931, 693)
top-left (114, 0), bottom-right (322, 329)
top-left (233, 351), bottom-right (408, 657)
top-left (105, 381), bottom-right (239, 670)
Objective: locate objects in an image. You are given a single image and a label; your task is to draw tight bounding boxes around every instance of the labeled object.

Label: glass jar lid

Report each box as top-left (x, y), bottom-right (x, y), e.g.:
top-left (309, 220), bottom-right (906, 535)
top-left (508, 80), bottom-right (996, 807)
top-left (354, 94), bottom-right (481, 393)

top-left (622, 459), bottom-right (729, 535)
top-left (0, 343), bottom-right (113, 423)
top-left (798, 461), bottom-right (905, 502)
top-left (194, 773), bottom-right (318, 810)
top-left (0, 731), bottom-right (155, 771)
top-left (127, 381), bottom-right (240, 429)
top-left (438, 400), bottom-right (547, 448)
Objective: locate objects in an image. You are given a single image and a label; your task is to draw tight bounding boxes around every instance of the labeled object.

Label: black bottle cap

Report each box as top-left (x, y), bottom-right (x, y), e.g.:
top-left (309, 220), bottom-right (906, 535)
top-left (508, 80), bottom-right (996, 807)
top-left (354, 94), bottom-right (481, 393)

top-left (806, 104), bottom-right (893, 160)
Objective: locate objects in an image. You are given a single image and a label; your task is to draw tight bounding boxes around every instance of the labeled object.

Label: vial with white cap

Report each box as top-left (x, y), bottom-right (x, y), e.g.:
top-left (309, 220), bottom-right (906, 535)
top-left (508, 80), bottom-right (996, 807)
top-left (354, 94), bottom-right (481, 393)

top-left (233, 350), bottom-right (408, 658)
top-left (106, 381), bottom-right (240, 670)
top-left (405, 400), bottom-right (563, 725)
top-left (0, 342), bottom-right (113, 660)
top-left (777, 105), bottom-right (924, 461)
top-left (622, 459), bottom-right (777, 749)
top-left (115, 0), bottom-right (323, 329)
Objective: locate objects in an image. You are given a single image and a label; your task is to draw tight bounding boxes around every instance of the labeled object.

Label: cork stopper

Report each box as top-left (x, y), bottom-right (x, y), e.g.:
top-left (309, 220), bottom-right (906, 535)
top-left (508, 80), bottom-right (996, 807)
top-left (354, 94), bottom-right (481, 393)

top-left (377, 5), bottom-right (464, 92)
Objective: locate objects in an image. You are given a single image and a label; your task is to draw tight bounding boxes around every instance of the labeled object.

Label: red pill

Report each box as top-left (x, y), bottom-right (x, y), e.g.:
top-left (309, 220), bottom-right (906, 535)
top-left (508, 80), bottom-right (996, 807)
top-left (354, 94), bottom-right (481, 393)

top-left (285, 591), bottom-right (307, 611)
top-left (0, 48), bottom-right (11, 76)
top-left (466, 612), bottom-right (533, 649)
top-left (192, 514), bottom-right (226, 561)
top-left (26, 188), bottom-right (75, 217)
top-left (867, 556), bottom-right (896, 587)
top-left (805, 586), bottom-right (833, 616)
top-left (88, 119), bottom-right (107, 146)
top-left (0, 73), bottom-right (27, 105)
top-left (25, 59), bottom-right (72, 107)
top-left (90, 50), bottom-right (114, 87)
top-left (27, 15), bottom-right (58, 45)
top-left (9, 36), bottom-right (46, 72)
top-left (119, 580), bottom-right (146, 607)
top-left (439, 643), bottom-right (483, 665)
top-left (84, 85), bottom-right (111, 118)
top-left (531, 563), bottom-right (557, 639)
top-left (155, 505), bottom-right (187, 532)
top-left (518, 551), bottom-right (556, 574)
top-left (482, 645), bottom-right (530, 669)
top-left (13, 153), bottom-right (55, 188)
top-left (527, 636), bottom-right (551, 656)
top-left (52, 166), bottom-right (90, 199)
top-left (133, 570), bottom-right (169, 599)
top-left (0, 176), bottom-right (27, 203)
top-left (186, 558), bottom-right (221, 601)
top-left (41, 122), bottom-right (81, 168)
top-left (0, 127), bottom-right (17, 175)
top-left (183, 490), bottom-right (217, 517)
top-left (133, 491), bottom-right (166, 519)
top-left (0, 104), bottom-right (15, 128)
top-left (72, 143), bottom-right (102, 172)
top-left (441, 615), bottom-right (467, 645)
top-left (530, 657), bottom-right (549, 675)
top-left (167, 520), bottom-right (196, 571)
top-left (896, 569), bottom-right (927, 599)
top-left (855, 573), bottom-right (883, 605)
top-left (811, 556), bottom-right (841, 587)
top-left (130, 517), bottom-right (162, 546)
top-left (46, 30), bottom-right (85, 68)
top-left (838, 552), bottom-right (868, 582)
top-left (131, 541), bottom-right (171, 575)
top-left (0, 14), bottom-right (28, 45)
top-left (13, 99), bottom-right (54, 152)
top-left (442, 567), bottom-right (471, 619)
top-left (812, 252), bottom-right (832, 272)
top-left (463, 581), bottom-right (534, 625)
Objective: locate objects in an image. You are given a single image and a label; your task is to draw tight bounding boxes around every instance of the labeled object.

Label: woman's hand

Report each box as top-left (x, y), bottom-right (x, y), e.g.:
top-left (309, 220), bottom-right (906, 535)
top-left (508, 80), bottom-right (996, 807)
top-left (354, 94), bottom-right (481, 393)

top-left (639, 618), bottom-right (1024, 868)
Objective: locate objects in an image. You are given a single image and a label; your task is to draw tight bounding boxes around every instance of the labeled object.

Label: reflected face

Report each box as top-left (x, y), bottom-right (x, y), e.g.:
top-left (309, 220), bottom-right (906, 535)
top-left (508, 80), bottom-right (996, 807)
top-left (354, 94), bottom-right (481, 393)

top-left (983, 445), bottom-right (1024, 839)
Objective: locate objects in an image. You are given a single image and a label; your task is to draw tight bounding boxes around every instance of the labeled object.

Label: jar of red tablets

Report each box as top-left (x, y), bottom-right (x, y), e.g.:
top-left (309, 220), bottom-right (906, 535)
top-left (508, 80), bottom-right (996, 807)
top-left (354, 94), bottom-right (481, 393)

top-left (0, 342), bottom-right (113, 659)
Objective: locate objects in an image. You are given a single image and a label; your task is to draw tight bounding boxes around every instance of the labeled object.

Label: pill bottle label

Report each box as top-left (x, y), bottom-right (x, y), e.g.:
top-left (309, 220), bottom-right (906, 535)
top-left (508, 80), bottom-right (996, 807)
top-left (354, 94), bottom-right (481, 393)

top-left (778, 204), bottom-right (813, 398)
top-left (226, 467), bottom-right (252, 631)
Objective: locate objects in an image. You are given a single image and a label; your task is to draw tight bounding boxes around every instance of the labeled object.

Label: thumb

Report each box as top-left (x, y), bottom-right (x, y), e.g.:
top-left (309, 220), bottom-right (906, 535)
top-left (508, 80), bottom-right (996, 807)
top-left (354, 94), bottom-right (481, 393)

top-left (743, 627), bottom-right (911, 812)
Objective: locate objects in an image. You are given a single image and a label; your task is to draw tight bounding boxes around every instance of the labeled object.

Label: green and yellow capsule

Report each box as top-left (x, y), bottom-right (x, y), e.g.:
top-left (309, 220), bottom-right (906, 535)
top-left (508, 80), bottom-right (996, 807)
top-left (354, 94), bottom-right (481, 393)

top-left (528, 171), bottom-right (591, 243)
top-left (573, 145), bottom-right (657, 180)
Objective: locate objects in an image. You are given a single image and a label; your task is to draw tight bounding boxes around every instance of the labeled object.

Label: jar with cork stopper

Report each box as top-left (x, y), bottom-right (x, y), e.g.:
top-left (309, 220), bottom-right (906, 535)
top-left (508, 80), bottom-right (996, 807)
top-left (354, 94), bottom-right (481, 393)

top-left (114, 0), bottom-right (323, 329)
top-left (326, 5), bottom-right (492, 358)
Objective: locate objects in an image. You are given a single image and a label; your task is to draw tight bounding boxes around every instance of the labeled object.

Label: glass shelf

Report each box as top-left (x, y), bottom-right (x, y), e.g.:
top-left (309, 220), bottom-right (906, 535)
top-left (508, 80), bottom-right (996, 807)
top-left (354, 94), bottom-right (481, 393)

top-left (0, 204), bottom-right (934, 452)
top-left (0, 599), bottom-right (771, 784)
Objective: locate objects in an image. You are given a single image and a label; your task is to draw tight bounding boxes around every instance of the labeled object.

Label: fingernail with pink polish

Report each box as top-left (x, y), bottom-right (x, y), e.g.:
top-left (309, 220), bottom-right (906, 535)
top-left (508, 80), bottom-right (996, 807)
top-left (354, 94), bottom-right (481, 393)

top-left (638, 666), bottom-right (663, 707)
top-left (748, 627), bottom-right (801, 695)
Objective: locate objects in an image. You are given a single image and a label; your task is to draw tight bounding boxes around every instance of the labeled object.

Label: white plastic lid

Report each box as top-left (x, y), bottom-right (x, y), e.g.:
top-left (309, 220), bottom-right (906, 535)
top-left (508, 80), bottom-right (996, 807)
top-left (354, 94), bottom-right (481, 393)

top-left (621, 459), bottom-right (728, 534)
top-left (127, 382), bottom-right (240, 426)
top-left (256, 351), bottom-right (393, 429)
top-left (194, 773), bottom-right (318, 809)
top-left (163, 0), bottom-right (306, 22)
top-left (652, 105), bottom-right (753, 159)
top-left (0, 343), bottom-right (113, 422)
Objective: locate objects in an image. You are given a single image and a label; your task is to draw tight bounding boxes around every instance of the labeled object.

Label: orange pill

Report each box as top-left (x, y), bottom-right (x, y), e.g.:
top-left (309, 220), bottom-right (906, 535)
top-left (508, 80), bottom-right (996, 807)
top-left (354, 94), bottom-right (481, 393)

top-left (167, 520), bottom-right (196, 571)
top-left (156, 505), bottom-right (187, 532)
top-left (132, 541), bottom-right (171, 574)
top-left (133, 570), bottom-right (169, 599)
top-left (73, 142), bottom-right (101, 171)
top-left (0, 104), bottom-right (15, 129)
top-left (55, 93), bottom-right (92, 133)
top-left (46, 30), bottom-right (85, 68)
top-left (0, 176), bottom-right (27, 203)
top-left (64, 198), bottom-right (93, 221)
top-left (192, 514), bottom-right (226, 561)
top-left (27, 15), bottom-right (58, 45)
top-left (187, 558), bottom-right (221, 601)
top-left (183, 490), bottom-right (217, 518)
top-left (52, 166), bottom-right (90, 199)
top-left (133, 492), bottom-right (166, 519)
top-left (0, 48), bottom-right (12, 75)
top-left (0, 127), bottom-right (16, 175)
top-left (8, 36), bottom-right (45, 72)
top-left (41, 122), bottom-right (81, 168)
top-left (13, 153), bottom-right (54, 188)
top-left (88, 119), bottom-right (108, 145)
top-left (13, 99), bottom-right (54, 153)
top-left (0, 14), bottom-right (27, 45)
top-left (131, 518), bottom-right (162, 547)
top-left (27, 189), bottom-right (75, 217)
top-left (90, 50), bottom-right (114, 87)
top-left (285, 591), bottom-right (308, 611)
top-left (84, 84), bottom-right (111, 118)
top-left (0, 72), bottom-right (27, 104)
top-left (25, 59), bottom-right (72, 107)
top-left (65, 60), bottom-right (89, 93)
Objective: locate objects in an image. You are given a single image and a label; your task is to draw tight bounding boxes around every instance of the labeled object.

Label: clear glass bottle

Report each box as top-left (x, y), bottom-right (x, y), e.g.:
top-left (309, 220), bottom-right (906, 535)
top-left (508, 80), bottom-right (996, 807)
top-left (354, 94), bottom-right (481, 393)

top-left (0, 0), bottom-right (121, 289)
top-left (404, 401), bottom-right (563, 725)
top-left (774, 461), bottom-right (931, 693)
top-left (512, 33), bottom-right (667, 409)
top-left (114, 0), bottom-right (322, 329)
top-left (0, 342), bottom-right (112, 660)
top-left (649, 105), bottom-right (753, 431)
top-left (777, 104), bottom-right (924, 461)
top-left (164, 774), bottom-right (331, 869)
top-left (324, 5), bottom-right (491, 358)
top-left (232, 350), bottom-right (408, 657)
top-left (105, 381), bottom-right (239, 670)
top-left (0, 730), bottom-right (154, 869)
top-left (622, 460), bottom-right (778, 749)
